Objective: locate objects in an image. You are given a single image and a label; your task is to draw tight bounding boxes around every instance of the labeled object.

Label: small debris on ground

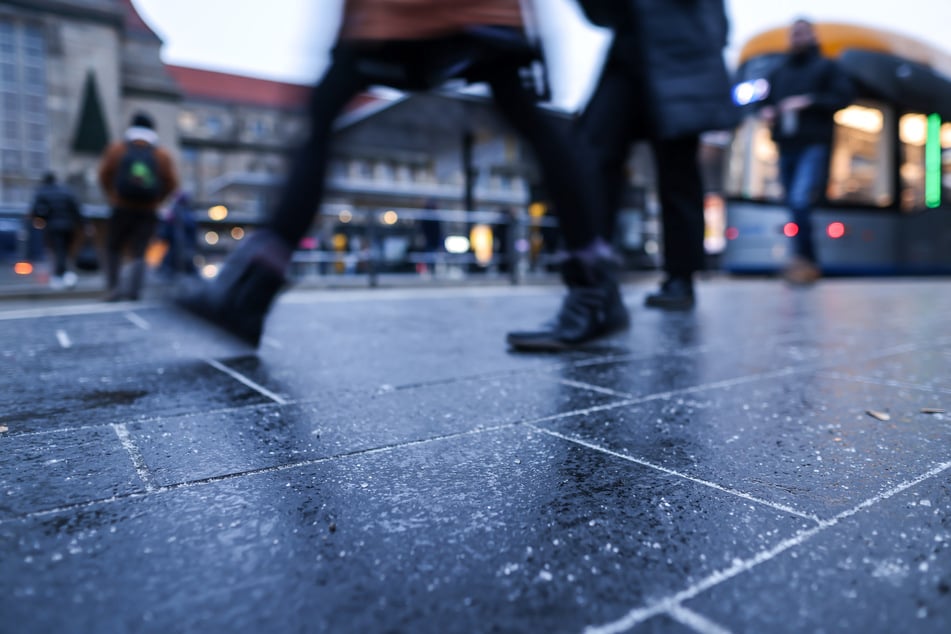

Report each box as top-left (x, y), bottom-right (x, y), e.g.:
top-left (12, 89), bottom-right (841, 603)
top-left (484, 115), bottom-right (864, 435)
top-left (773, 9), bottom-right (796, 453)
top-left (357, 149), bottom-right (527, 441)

top-left (866, 410), bottom-right (891, 421)
top-left (920, 408), bottom-right (946, 414)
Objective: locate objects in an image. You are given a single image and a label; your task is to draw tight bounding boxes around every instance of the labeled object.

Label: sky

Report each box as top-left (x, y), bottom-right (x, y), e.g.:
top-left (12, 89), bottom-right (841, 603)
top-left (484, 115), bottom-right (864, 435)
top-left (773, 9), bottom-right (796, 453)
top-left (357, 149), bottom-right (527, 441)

top-left (133, 0), bottom-right (951, 111)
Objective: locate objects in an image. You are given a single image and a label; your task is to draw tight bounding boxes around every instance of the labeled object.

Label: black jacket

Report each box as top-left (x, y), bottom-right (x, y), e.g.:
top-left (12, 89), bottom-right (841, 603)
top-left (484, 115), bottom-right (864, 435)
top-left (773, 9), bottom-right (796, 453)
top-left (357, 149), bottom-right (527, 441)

top-left (762, 46), bottom-right (855, 149)
top-left (30, 183), bottom-right (84, 233)
top-left (577, 0), bottom-right (739, 139)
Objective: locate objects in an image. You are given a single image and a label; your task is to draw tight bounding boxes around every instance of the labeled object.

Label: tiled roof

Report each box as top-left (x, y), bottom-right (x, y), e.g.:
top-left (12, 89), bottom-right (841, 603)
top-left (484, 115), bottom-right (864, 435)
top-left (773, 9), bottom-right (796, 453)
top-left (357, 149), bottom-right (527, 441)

top-left (166, 65), bottom-right (388, 113)
top-left (166, 65), bottom-right (312, 110)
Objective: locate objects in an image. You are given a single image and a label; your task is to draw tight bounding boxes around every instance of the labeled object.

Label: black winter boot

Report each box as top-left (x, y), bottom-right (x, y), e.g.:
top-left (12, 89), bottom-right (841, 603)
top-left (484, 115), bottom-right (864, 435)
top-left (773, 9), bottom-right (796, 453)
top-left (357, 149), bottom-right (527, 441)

top-left (644, 275), bottom-right (695, 310)
top-left (506, 256), bottom-right (630, 351)
top-left (175, 231), bottom-right (290, 347)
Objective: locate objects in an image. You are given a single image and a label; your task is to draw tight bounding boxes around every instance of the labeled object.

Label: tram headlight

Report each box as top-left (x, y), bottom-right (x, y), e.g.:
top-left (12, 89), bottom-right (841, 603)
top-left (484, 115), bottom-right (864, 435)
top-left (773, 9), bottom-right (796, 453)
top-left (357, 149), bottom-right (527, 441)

top-left (732, 79), bottom-right (770, 106)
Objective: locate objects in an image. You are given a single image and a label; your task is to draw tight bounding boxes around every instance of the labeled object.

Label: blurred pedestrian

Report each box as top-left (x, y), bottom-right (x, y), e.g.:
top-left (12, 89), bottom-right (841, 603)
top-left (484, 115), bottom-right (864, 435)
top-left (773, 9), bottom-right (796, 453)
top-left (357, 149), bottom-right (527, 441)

top-left (29, 171), bottom-right (88, 290)
top-left (178, 0), bottom-right (623, 351)
top-left (159, 191), bottom-right (199, 278)
top-left (572, 0), bottom-right (739, 310)
top-left (758, 18), bottom-right (854, 285)
top-left (98, 112), bottom-right (179, 301)
top-left (417, 199), bottom-right (443, 274)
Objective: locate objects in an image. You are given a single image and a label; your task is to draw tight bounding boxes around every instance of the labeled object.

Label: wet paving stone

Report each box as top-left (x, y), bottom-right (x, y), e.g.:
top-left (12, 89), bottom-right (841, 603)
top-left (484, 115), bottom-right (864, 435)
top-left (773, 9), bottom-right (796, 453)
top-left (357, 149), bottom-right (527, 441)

top-left (824, 345), bottom-right (951, 394)
top-left (128, 372), bottom-right (626, 486)
top-left (0, 426), bottom-right (142, 519)
top-left (1, 279), bottom-right (950, 633)
top-left (682, 475), bottom-right (951, 633)
top-left (1, 358), bottom-right (273, 433)
top-left (536, 374), bottom-right (951, 520)
top-left (244, 294), bottom-right (620, 390)
top-left (0, 427), bottom-right (808, 634)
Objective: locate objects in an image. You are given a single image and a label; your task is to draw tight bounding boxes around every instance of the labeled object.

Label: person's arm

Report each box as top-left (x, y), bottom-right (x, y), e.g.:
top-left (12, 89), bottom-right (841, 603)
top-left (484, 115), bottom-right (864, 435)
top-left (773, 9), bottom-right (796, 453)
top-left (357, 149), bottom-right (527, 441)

top-left (29, 192), bottom-right (49, 219)
top-left (98, 143), bottom-right (121, 199)
top-left (809, 60), bottom-right (855, 112)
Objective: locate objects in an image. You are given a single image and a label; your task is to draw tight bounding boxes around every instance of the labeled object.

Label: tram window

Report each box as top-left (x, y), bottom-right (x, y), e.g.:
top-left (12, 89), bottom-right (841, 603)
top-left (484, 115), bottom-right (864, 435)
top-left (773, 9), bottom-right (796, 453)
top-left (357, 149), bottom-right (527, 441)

top-left (827, 103), bottom-right (893, 207)
top-left (726, 117), bottom-right (782, 201)
top-left (899, 113), bottom-right (928, 211)
top-left (727, 102), bottom-right (895, 208)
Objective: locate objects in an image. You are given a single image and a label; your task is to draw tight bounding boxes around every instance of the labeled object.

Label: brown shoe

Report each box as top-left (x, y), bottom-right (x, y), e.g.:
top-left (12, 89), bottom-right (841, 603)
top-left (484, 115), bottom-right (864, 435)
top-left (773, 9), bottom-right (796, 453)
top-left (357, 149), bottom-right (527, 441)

top-left (783, 256), bottom-right (821, 285)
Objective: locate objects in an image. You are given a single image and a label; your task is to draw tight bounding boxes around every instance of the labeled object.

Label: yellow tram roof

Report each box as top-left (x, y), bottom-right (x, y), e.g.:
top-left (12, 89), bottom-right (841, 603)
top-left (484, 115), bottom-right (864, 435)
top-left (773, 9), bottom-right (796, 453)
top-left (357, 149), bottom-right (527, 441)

top-left (739, 22), bottom-right (951, 78)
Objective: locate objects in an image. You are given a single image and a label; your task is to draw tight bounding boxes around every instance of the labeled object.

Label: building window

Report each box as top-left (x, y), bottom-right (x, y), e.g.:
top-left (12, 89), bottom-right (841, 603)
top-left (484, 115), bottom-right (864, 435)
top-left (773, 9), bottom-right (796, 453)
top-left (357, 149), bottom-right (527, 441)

top-left (0, 18), bottom-right (48, 199)
top-left (178, 110), bottom-right (199, 134)
top-left (204, 114), bottom-right (224, 136)
top-left (249, 117), bottom-right (272, 140)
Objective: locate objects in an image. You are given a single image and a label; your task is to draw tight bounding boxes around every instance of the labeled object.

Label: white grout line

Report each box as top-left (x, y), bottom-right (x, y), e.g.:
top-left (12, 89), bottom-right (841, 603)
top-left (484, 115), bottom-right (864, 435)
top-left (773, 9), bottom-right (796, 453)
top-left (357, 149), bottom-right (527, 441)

top-left (55, 329), bottom-right (71, 349)
top-left (6, 422), bottom-right (515, 524)
top-left (583, 459), bottom-right (951, 634)
top-left (667, 605), bottom-right (733, 634)
top-left (111, 423), bottom-right (155, 492)
top-left (818, 371), bottom-right (951, 396)
top-left (558, 378), bottom-right (635, 399)
top-left (534, 426), bottom-right (819, 523)
top-left (203, 358), bottom-right (288, 405)
top-left (124, 311), bottom-right (151, 330)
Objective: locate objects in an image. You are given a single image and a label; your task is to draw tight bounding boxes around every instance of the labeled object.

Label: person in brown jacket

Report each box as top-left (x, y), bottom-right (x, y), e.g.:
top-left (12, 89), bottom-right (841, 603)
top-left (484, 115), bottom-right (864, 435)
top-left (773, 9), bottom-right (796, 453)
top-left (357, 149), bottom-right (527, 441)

top-left (98, 112), bottom-right (179, 301)
top-left (177, 0), bottom-right (626, 350)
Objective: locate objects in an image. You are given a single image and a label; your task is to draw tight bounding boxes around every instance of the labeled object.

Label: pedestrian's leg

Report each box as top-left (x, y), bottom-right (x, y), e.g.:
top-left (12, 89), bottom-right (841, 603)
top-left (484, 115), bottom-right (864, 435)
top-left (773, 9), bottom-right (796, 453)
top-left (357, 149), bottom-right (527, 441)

top-left (175, 49), bottom-right (367, 346)
top-left (489, 66), bottom-right (629, 350)
top-left (781, 146), bottom-right (826, 283)
top-left (645, 135), bottom-right (703, 309)
top-left (487, 66), bottom-right (604, 249)
top-left (50, 231), bottom-right (69, 277)
top-left (787, 145), bottom-right (829, 264)
top-left (266, 48), bottom-right (369, 247)
top-left (104, 211), bottom-right (128, 299)
top-left (126, 213), bottom-right (159, 300)
top-left (578, 62), bottom-right (644, 243)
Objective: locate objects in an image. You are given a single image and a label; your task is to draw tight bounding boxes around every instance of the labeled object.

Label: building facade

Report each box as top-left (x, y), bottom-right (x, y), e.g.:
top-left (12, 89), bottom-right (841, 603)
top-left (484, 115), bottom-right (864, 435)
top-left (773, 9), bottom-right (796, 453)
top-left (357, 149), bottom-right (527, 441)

top-left (0, 0), bottom-right (682, 272)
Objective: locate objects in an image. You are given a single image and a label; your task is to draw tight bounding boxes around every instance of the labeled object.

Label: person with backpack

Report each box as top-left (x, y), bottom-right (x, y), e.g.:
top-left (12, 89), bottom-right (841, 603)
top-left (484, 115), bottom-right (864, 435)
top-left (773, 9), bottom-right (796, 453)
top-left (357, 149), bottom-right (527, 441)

top-left (98, 112), bottom-right (179, 301)
top-left (29, 171), bottom-right (88, 290)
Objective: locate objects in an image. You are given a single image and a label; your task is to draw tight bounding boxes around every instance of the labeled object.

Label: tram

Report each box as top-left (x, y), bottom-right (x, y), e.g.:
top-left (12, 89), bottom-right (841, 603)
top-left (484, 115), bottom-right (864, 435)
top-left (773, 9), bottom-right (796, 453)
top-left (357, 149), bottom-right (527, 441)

top-left (722, 23), bottom-right (951, 274)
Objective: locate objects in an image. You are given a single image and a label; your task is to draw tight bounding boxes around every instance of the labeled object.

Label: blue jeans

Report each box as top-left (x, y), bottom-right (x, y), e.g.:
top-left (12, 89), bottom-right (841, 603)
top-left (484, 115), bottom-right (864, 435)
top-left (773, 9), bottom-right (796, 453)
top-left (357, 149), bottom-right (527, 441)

top-left (779, 144), bottom-right (829, 263)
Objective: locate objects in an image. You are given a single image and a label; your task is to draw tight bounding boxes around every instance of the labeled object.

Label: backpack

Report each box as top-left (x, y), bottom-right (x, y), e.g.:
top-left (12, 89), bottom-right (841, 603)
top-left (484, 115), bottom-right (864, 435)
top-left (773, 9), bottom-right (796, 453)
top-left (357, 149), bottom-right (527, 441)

top-left (115, 141), bottom-right (162, 202)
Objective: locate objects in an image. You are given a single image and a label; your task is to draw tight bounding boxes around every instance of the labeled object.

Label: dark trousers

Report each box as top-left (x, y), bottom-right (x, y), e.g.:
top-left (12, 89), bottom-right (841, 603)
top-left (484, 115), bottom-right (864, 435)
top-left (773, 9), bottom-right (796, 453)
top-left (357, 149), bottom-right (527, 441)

top-left (106, 208), bottom-right (158, 296)
top-left (580, 58), bottom-right (706, 276)
top-left (266, 42), bottom-right (603, 252)
top-left (46, 229), bottom-right (73, 276)
top-left (778, 144), bottom-right (829, 264)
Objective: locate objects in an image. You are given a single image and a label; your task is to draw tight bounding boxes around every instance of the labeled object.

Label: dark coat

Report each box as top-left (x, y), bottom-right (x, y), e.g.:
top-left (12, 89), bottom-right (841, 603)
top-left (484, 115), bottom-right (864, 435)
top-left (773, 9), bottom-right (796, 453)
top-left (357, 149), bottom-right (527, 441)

top-left (577, 0), bottom-right (739, 139)
top-left (762, 46), bottom-right (855, 149)
top-left (30, 183), bottom-right (84, 233)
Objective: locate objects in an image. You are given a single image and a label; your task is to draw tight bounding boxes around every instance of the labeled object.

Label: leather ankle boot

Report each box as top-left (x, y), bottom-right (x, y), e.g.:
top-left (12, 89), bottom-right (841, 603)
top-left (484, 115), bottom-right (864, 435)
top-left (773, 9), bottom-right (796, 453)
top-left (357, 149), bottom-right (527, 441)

top-left (175, 231), bottom-right (290, 346)
top-left (644, 275), bottom-right (695, 310)
top-left (506, 256), bottom-right (630, 351)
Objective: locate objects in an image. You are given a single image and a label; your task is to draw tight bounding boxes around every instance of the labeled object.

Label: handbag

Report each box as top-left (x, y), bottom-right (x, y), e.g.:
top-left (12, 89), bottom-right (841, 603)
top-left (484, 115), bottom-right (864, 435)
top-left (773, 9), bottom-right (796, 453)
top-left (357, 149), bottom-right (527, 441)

top-left (75, 237), bottom-right (100, 272)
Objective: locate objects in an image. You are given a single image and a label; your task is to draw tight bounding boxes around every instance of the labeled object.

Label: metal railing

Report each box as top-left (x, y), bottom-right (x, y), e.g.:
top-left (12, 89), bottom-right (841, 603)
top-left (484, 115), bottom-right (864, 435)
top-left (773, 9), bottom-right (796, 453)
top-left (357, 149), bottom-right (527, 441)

top-left (285, 205), bottom-right (562, 287)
